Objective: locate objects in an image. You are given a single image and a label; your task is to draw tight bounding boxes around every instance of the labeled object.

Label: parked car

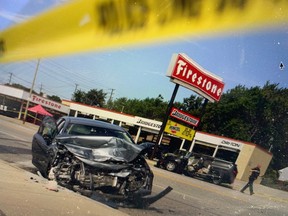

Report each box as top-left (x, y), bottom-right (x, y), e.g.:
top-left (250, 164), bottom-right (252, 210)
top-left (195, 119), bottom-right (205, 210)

top-left (184, 153), bottom-right (238, 185)
top-left (32, 116), bottom-right (172, 206)
top-left (139, 142), bottom-right (170, 159)
top-left (156, 151), bottom-right (238, 185)
top-left (155, 149), bottom-right (188, 173)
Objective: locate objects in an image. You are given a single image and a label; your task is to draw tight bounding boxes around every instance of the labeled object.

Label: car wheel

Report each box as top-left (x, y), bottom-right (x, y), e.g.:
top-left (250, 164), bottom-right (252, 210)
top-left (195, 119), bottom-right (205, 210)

top-left (212, 172), bottom-right (223, 185)
top-left (166, 161), bottom-right (176, 172)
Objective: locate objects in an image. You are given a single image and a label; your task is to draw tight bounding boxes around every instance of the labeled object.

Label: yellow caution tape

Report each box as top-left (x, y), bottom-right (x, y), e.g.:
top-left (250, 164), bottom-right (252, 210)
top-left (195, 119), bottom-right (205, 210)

top-left (0, 0), bottom-right (287, 62)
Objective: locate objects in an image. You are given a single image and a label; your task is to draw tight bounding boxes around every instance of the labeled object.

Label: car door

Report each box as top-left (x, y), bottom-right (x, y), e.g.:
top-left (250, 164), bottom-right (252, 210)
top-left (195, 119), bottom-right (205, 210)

top-left (32, 116), bottom-right (58, 176)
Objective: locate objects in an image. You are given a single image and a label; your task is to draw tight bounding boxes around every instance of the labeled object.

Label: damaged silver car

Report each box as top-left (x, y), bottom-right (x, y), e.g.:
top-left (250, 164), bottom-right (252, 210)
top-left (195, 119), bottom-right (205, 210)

top-left (32, 116), bottom-right (172, 207)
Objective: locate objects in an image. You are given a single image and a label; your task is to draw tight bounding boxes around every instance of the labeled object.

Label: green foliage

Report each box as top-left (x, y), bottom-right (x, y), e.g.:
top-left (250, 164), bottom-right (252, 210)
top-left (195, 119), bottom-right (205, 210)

top-left (47, 95), bottom-right (61, 103)
top-left (201, 83), bottom-right (288, 170)
top-left (110, 95), bottom-right (168, 121)
top-left (72, 89), bottom-right (107, 107)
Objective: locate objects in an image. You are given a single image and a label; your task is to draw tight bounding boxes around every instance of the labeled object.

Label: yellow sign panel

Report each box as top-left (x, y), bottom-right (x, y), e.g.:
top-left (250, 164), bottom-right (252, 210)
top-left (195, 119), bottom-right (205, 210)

top-left (1, 0), bottom-right (288, 62)
top-left (164, 120), bottom-right (195, 141)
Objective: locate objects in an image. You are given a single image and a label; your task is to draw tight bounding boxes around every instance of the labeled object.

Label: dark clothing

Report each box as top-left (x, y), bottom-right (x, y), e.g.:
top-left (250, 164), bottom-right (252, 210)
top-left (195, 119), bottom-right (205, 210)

top-left (250, 167), bottom-right (260, 180)
top-left (240, 166), bottom-right (260, 195)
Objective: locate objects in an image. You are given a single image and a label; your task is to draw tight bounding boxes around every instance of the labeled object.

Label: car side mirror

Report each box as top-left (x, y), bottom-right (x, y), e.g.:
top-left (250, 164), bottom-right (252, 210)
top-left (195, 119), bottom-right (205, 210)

top-left (42, 134), bottom-right (52, 145)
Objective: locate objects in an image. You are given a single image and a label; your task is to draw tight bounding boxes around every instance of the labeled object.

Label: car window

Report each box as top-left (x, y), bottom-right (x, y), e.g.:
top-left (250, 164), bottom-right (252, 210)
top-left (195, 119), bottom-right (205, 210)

top-left (38, 116), bottom-right (58, 140)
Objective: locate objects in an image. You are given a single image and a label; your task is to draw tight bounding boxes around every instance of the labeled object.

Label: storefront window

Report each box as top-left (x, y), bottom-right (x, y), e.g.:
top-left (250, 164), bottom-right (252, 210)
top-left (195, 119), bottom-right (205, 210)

top-left (215, 149), bottom-right (239, 163)
top-left (192, 143), bottom-right (215, 156)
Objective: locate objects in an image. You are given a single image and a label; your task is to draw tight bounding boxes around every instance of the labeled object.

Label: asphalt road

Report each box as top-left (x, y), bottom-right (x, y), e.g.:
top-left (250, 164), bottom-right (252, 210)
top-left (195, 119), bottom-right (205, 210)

top-left (0, 115), bottom-right (288, 216)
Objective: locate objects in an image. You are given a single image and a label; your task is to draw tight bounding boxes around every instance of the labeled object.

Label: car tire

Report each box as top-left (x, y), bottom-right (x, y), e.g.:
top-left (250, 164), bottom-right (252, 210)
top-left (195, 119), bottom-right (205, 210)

top-left (166, 161), bottom-right (176, 172)
top-left (212, 171), bottom-right (223, 185)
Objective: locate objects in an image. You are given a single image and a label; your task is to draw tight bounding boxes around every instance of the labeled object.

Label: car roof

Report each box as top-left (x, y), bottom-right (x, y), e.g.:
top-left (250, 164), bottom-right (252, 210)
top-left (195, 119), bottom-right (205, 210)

top-left (61, 117), bottom-right (125, 132)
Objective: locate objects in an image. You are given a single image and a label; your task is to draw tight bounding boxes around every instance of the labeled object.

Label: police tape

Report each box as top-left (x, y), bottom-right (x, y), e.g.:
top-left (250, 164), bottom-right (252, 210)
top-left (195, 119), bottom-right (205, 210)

top-left (0, 0), bottom-right (287, 62)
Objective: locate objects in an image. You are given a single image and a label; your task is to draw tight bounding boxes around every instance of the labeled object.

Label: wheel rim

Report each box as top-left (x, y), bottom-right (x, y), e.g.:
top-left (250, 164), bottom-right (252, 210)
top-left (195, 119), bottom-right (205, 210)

top-left (212, 173), bottom-right (222, 185)
top-left (166, 162), bottom-right (176, 171)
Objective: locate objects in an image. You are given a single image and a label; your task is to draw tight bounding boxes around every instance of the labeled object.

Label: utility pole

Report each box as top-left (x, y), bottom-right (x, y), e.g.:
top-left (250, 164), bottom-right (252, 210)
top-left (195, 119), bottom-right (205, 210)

top-left (39, 83), bottom-right (43, 95)
top-left (74, 83), bottom-right (79, 93)
top-left (8, 72), bottom-right (13, 85)
top-left (108, 88), bottom-right (115, 101)
top-left (23, 59), bottom-right (40, 124)
top-left (72, 83), bottom-right (79, 100)
top-left (108, 88), bottom-right (115, 109)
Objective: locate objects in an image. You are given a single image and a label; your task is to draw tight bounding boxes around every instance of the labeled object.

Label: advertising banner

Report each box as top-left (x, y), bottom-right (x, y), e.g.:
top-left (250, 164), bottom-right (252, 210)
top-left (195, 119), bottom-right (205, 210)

top-left (164, 119), bottom-right (195, 141)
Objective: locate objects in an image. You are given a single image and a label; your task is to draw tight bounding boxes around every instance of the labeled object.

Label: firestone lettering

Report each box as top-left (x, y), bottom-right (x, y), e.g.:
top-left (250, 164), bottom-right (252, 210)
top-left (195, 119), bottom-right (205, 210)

top-left (32, 95), bottom-right (61, 109)
top-left (136, 119), bottom-right (162, 129)
top-left (176, 59), bottom-right (222, 97)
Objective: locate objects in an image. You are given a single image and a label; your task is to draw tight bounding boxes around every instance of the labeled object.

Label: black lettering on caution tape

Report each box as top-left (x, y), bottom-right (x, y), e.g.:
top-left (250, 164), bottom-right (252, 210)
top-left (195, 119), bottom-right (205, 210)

top-left (0, 39), bottom-right (5, 56)
top-left (97, 0), bottom-right (149, 34)
top-left (97, 1), bottom-right (121, 33)
top-left (96, 0), bottom-right (288, 35)
top-left (216, 0), bottom-right (248, 13)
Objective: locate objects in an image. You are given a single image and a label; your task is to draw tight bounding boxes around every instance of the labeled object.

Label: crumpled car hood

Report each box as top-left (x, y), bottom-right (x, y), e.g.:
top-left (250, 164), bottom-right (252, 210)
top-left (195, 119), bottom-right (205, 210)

top-left (56, 136), bottom-right (143, 163)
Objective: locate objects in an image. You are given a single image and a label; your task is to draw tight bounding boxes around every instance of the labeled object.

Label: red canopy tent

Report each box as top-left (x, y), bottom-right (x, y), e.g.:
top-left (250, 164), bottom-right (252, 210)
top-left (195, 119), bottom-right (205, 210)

top-left (28, 104), bottom-right (52, 124)
top-left (28, 104), bottom-right (53, 116)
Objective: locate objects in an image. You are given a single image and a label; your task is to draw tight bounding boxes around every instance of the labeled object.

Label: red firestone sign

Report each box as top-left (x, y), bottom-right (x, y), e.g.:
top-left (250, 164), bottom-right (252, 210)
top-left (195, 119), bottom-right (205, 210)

top-left (166, 53), bottom-right (225, 102)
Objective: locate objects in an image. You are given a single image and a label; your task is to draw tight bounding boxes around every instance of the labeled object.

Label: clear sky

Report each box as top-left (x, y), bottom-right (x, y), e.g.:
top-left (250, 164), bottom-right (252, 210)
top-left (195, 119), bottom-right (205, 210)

top-left (0, 0), bottom-right (287, 103)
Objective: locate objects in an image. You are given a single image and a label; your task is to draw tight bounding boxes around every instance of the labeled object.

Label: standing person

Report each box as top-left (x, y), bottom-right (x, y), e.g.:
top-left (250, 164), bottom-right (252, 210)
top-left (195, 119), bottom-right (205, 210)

top-left (240, 164), bottom-right (261, 195)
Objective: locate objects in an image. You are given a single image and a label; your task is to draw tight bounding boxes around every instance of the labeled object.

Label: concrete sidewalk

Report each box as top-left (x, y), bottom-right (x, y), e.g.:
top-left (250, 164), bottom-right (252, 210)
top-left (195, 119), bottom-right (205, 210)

top-left (0, 160), bottom-right (128, 216)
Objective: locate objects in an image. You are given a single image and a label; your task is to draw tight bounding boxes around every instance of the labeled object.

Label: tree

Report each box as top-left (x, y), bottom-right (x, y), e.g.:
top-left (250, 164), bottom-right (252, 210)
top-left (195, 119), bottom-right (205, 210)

top-left (72, 89), bottom-right (86, 103)
top-left (47, 95), bottom-right (62, 103)
top-left (111, 95), bottom-right (168, 120)
top-left (199, 83), bottom-right (288, 170)
top-left (71, 89), bottom-right (107, 107)
top-left (86, 89), bottom-right (107, 107)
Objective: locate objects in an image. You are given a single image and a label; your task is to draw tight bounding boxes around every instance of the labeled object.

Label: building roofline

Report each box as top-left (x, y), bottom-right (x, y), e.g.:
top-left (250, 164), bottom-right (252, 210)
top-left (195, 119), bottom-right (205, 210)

top-left (62, 99), bottom-right (135, 118)
top-left (197, 131), bottom-right (273, 155)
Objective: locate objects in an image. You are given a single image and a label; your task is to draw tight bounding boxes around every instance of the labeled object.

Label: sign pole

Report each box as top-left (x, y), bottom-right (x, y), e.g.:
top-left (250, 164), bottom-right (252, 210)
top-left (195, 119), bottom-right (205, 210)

top-left (150, 83), bottom-right (179, 159)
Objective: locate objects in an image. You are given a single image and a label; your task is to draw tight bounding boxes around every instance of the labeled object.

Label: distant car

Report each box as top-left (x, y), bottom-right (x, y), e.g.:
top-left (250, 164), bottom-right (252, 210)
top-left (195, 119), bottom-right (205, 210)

top-left (156, 152), bottom-right (238, 185)
top-left (139, 142), bottom-right (170, 159)
top-left (155, 149), bottom-right (188, 172)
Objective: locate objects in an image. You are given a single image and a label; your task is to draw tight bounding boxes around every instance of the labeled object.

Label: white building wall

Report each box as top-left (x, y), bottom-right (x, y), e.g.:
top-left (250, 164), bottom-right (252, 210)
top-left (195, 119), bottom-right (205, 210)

top-left (70, 103), bottom-right (135, 123)
top-left (0, 85), bottom-right (25, 98)
top-left (194, 132), bottom-right (243, 151)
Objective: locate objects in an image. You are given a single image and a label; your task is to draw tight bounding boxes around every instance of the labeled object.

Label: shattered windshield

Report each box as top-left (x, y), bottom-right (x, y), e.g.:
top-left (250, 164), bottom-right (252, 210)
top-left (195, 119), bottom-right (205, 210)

top-left (64, 123), bottom-right (135, 143)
